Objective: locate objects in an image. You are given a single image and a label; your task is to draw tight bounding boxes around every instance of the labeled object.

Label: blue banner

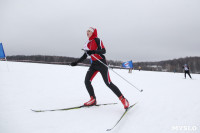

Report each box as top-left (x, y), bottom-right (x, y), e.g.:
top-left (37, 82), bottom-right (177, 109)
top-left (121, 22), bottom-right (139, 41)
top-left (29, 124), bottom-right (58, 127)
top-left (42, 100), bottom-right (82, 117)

top-left (0, 43), bottom-right (6, 59)
top-left (122, 60), bottom-right (133, 69)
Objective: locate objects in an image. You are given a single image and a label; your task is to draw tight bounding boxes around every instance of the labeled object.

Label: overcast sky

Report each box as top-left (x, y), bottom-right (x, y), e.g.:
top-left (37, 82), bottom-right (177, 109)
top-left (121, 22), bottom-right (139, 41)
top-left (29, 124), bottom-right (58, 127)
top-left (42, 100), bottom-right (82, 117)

top-left (0, 0), bottom-right (200, 62)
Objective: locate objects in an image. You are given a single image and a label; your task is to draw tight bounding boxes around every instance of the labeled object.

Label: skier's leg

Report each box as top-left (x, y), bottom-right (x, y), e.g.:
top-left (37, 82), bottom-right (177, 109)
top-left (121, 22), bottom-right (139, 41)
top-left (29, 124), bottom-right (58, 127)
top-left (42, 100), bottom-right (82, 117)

top-left (99, 66), bottom-right (129, 109)
top-left (188, 71), bottom-right (192, 79)
top-left (184, 71), bottom-right (187, 78)
top-left (85, 68), bottom-right (98, 98)
top-left (99, 67), bottom-right (122, 97)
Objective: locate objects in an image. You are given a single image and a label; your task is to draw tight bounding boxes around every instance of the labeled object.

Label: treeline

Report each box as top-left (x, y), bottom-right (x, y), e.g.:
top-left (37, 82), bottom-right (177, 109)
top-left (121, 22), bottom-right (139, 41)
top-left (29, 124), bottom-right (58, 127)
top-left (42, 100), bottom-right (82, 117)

top-left (7, 55), bottom-right (90, 65)
top-left (134, 57), bottom-right (200, 74)
top-left (6, 55), bottom-right (200, 73)
top-left (6, 55), bottom-right (122, 67)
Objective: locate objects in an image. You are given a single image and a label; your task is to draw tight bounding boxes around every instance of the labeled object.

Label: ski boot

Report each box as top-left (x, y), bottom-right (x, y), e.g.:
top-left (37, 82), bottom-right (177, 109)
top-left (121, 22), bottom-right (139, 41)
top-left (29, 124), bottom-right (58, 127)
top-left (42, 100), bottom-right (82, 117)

top-left (84, 96), bottom-right (97, 106)
top-left (119, 95), bottom-right (129, 109)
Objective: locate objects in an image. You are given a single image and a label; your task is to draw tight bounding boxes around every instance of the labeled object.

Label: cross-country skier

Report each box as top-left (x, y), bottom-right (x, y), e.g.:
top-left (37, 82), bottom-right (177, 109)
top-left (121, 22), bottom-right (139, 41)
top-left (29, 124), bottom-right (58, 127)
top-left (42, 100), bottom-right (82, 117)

top-left (182, 64), bottom-right (192, 79)
top-left (70, 27), bottom-right (129, 109)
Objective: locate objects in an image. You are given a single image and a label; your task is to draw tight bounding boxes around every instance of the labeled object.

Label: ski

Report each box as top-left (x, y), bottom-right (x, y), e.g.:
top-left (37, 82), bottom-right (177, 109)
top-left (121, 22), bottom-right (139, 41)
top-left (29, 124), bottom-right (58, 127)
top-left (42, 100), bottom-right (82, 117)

top-left (106, 103), bottom-right (137, 131)
top-left (31, 103), bottom-right (117, 112)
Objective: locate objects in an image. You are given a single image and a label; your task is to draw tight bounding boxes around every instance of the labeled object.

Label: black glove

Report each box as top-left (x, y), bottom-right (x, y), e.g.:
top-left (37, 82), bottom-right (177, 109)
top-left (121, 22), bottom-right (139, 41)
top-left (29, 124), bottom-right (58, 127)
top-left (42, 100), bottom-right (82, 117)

top-left (87, 50), bottom-right (96, 56)
top-left (70, 61), bottom-right (78, 66)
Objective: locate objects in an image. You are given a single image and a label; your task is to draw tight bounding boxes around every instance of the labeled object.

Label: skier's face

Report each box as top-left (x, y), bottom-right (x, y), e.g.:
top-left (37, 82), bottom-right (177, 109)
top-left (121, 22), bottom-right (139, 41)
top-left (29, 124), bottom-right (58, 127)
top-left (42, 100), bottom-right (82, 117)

top-left (87, 30), bottom-right (93, 38)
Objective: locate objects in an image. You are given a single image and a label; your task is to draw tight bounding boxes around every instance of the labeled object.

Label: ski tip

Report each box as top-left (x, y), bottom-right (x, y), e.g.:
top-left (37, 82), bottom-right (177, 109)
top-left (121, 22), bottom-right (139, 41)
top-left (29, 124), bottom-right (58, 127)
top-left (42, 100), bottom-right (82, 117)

top-left (31, 109), bottom-right (42, 112)
top-left (106, 129), bottom-right (112, 131)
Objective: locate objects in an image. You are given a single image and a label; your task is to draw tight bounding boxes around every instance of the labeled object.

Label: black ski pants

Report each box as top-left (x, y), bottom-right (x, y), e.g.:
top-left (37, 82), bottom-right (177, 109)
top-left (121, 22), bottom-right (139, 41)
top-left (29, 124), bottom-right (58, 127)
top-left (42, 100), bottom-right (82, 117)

top-left (85, 59), bottom-right (122, 98)
top-left (184, 70), bottom-right (192, 79)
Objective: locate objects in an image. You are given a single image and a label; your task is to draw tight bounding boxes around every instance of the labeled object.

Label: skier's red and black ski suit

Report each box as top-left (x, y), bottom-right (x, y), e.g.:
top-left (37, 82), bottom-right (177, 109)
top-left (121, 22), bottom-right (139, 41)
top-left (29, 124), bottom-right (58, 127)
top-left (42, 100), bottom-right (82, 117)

top-left (75, 29), bottom-right (122, 99)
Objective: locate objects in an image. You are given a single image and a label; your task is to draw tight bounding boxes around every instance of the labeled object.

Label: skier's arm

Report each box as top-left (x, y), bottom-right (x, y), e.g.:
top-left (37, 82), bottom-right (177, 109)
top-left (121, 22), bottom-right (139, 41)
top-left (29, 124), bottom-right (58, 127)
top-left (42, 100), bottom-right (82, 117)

top-left (70, 53), bottom-right (87, 66)
top-left (95, 48), bottom-right (106, 54)
top-left (94, 38), bottom-right (106, 54)
top-left (86, 49), bottom-right (106, 55)
top-left (76, 53), bottom-right (87, 63)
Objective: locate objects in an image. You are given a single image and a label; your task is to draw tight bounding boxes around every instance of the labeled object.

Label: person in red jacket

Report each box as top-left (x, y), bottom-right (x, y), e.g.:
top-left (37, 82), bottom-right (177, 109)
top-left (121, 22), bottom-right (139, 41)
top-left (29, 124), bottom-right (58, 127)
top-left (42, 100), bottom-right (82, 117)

top-left (71, 27), bottom-right (129, 109)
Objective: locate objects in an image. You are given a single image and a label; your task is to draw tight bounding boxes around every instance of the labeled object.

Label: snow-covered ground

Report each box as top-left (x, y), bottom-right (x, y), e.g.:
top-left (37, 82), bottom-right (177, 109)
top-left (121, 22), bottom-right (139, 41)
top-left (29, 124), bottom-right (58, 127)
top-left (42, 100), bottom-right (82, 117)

top-left (0, 61), bottom-right (200, 133)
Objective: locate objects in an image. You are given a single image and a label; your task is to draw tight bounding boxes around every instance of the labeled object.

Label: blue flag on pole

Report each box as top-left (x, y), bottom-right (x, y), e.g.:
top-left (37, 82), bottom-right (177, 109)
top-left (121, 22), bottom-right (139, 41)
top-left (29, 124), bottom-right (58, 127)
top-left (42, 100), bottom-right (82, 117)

top-left (0, 43), bottom-right (6, 59)
top-left (122, 60), bottom-right (133, 69)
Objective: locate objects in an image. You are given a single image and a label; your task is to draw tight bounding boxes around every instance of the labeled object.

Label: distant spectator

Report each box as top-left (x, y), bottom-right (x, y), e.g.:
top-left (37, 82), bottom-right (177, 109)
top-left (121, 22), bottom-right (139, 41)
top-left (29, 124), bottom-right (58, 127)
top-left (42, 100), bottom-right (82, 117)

top-left (174, 69), bottom-right (176, 73)
top-left (182, 64), bottom-right (192, 79)
top-left (129, 68), bottom-right (133, 73)
top-left (138, 66), bottom-right (141, 71)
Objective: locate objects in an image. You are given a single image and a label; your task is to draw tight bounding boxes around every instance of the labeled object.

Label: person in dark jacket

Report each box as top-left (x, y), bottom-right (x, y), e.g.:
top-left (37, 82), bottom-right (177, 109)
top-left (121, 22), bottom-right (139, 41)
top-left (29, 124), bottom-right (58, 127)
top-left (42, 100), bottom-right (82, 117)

top-left (71, 27), bottom-right (129, 109)
top-left (183, 64), bottom-right (192, 79)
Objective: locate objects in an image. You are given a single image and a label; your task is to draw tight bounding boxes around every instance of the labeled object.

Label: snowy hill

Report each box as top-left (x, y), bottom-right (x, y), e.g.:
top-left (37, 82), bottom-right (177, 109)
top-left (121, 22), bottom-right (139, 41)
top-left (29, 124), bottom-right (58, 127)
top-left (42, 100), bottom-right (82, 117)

top-left (0, 61), bottom-right (200, 133)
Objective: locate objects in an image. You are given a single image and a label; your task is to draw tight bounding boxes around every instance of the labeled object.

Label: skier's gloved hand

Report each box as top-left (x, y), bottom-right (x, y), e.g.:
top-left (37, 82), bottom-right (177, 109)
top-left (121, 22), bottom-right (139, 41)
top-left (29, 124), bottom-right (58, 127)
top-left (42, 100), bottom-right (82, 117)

top-left (87, 50), bottom-right (96, 56)
top-left (70, 61), bottom-right (78, 66)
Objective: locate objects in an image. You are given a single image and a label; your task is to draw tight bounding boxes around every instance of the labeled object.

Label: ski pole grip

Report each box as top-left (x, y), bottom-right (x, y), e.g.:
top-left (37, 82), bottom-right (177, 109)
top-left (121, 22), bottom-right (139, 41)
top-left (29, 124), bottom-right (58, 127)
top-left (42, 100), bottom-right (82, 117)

top-left (81, 49), bottom-right (87, 52)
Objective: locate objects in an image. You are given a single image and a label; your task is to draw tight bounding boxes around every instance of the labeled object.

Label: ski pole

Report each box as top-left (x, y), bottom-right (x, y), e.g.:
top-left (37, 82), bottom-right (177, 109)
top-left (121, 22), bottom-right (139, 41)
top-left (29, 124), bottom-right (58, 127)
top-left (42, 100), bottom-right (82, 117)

top-left (82, 49), bottom-right (143, 92)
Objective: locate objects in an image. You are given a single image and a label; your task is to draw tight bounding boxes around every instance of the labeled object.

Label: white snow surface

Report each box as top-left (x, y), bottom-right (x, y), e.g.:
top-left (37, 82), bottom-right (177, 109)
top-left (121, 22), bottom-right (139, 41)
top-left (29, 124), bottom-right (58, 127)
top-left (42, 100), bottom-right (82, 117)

top-left (0, 61), bottom-right (200, 133)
